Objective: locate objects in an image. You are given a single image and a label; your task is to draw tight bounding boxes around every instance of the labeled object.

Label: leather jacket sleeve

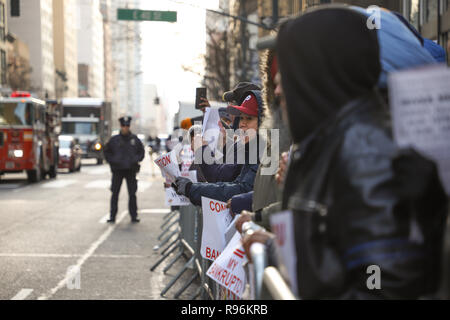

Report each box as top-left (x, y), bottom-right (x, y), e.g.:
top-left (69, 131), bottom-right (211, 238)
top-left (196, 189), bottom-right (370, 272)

top-left (329, 125), bottom-right (448, 299)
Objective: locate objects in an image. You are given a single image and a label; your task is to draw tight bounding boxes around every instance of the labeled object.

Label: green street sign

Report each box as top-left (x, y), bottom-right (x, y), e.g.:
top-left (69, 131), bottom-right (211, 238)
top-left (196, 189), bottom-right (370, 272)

top-left (117, 9), bottom-right (177, 22)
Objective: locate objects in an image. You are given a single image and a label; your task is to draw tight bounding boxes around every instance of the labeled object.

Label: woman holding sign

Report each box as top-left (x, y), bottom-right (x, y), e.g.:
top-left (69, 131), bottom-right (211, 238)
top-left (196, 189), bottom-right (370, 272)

top-left (172, 91), bottom-right (263, 206)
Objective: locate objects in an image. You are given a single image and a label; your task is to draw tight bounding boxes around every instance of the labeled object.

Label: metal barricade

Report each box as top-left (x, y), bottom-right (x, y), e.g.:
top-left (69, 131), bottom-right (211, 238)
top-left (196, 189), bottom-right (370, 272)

top-left (150, 203), bottom-right (297, 300)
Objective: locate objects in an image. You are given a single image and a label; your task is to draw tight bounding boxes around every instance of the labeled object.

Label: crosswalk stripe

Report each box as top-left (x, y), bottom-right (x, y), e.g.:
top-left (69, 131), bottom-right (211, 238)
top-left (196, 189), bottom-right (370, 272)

top-left (41, 180), bottom-right (77, 188)
top-left (137, 181), bottom-right (152, 193)
top-left (11, 289), bottom-right (33, 300)
top-left (84, 167), bottom-right (110, 175)
top-left (85, 180), bottom-right (110, 188)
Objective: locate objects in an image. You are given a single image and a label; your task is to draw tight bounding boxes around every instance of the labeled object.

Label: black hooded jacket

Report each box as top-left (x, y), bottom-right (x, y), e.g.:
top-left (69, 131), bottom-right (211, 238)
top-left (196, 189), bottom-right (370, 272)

top-left (277, 6), bottom-right (448, 299)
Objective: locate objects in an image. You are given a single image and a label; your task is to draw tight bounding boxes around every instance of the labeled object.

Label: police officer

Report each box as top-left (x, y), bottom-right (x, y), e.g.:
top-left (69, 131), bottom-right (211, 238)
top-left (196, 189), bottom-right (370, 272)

top-left (104, 116), bottom-right (145, 223)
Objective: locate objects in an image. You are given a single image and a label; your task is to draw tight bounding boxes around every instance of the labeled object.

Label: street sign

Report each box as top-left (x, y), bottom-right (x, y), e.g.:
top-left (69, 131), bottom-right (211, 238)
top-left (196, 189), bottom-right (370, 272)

top-left (117, 9), bottom-right (177, 22)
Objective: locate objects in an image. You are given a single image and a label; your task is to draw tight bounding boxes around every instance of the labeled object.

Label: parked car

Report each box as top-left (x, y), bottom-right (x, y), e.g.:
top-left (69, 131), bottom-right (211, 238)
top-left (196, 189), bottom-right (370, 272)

top-left (58, 135), bottom-right (82, 172)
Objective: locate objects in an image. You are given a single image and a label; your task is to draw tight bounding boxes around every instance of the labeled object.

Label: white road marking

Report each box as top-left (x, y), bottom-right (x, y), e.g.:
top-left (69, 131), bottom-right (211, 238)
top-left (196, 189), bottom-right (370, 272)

top-left (137, 181), bottom-right (152, 193)
top-left (139, 209), bottom-right (171, 214)
top-left (37, 210), bottom-right (128, 300)
top-left (11, 289), bottom-right (33, 300)
top-left (41, 180), bottom-right (77, 188)
top-left (0, 253), bottom-right (146, 259)
top-left (84, 180), bottom-right (110, 189)
top-left (0, 253), bottom-right (80, 258)
top-left (84, 180), bottom-right (151, 192)
top-left (84, 166), bottom-right (110, 175)
top-left (98, 214), bottom-right (110, 224)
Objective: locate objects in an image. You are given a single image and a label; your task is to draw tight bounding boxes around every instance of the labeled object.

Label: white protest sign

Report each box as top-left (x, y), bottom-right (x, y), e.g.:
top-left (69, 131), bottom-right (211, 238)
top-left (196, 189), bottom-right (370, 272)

top-left (270, 210), bottom-right (298, 296)
top-left (202, 107), bottom-right (221, 152)
top-left (224, 214), bottom-right (240, 245)
top-left (164, 187), bottom-right (190, 206)
top-left (388, 66), bottom-right (450, 194)
top-left (200, 196), bottom-right (233, 261)
top-left (180, 144), bottom-right (194, 175)
top-left (206, 231), bottom-right (247, 298)
top-left (154, 150), bottom-right (180, 183)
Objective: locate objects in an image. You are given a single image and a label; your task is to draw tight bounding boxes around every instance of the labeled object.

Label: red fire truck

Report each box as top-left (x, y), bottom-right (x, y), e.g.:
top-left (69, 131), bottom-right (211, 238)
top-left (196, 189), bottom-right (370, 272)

top-left (0, 92), bottom-right (62, 182)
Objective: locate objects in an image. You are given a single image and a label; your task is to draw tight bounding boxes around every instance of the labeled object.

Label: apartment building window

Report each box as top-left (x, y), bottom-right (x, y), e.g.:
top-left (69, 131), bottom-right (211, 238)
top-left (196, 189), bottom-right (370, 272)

top-left (10, 0), bottom-right (20, 17)
top-left (405, 0), bottom-right (421, 29)
top-left (442, 0), bottom-right (449, 11)
top-left (0, 49), bottom-right (6, 85)
top-left (0, 2), bottom-right (5, 43)
top-left (425, 0), bottom-right (438, 23)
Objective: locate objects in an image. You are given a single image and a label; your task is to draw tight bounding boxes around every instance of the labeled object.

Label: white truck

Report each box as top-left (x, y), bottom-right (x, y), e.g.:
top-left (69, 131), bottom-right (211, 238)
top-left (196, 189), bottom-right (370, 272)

top-left (60, 98), bottom-right (111, 164)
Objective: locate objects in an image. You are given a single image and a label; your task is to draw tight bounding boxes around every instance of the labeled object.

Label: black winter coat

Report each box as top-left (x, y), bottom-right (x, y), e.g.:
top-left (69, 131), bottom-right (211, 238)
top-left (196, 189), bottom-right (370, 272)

top-left (282, 94), bottom-right (448, 299)
top-left (104, 132), bottom-right (145, 171)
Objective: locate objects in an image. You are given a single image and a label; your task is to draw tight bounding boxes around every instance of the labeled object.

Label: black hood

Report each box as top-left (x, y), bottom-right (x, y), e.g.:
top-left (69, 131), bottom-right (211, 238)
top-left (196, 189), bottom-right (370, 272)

top-left (276, 6), bottom-right (381, 143)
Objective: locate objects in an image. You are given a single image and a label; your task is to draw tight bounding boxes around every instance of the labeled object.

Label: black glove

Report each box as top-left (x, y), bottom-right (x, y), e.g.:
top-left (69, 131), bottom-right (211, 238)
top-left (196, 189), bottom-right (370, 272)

top-left (173, 177), bottom-right (193, 196)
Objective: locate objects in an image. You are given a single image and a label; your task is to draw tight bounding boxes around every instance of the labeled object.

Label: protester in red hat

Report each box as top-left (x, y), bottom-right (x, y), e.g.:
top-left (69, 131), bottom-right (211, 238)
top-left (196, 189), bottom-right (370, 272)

top-left (172, 91), bottom-right (263, 206)
top-left (227, 93), bottom-right (259, 143)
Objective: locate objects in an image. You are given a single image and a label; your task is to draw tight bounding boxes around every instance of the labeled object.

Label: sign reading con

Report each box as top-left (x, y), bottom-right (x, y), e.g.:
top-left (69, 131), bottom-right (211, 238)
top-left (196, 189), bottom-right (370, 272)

top-left (200, 196), bottom-right (233, 261)
top-left (117, 9), bottom-right (177, 22)
top-left (206, 231), bottom-right (247, 298)
top-left (154, 150), bottom-right (180, 183)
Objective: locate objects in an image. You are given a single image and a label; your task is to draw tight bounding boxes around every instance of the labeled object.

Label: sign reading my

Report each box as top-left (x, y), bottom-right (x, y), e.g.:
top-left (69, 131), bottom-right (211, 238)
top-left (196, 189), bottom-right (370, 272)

top-left (117, 9), bottom-right (177, 22)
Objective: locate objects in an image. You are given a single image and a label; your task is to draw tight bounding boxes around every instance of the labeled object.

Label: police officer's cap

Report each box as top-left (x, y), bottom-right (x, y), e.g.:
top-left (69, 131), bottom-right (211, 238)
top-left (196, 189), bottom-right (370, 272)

top-left (119, 116), bottom-right (132, 126)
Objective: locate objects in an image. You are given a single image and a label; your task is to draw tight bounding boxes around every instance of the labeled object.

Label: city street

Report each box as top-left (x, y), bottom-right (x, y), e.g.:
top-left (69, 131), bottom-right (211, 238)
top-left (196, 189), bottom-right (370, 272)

top-left (0, 154), bottom-right (196, 300)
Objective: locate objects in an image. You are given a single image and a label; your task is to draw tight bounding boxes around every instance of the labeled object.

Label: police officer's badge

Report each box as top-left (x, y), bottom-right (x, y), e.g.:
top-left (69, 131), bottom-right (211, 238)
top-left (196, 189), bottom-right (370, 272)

top-left (131, 138), bottom-right (135, 146)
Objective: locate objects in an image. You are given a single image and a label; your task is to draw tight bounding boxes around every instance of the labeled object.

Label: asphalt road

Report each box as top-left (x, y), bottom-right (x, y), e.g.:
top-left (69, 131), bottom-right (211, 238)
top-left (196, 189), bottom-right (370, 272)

top-left (0, 153), bottom-right (199, 300)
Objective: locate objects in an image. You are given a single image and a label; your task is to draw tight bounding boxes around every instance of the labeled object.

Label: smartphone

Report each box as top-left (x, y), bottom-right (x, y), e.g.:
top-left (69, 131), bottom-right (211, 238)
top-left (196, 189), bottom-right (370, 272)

top-left (195, 87), bottom-right (207, 109)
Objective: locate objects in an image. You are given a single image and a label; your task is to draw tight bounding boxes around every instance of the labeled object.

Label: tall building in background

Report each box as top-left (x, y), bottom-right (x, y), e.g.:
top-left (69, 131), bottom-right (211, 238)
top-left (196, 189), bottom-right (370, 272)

top-left (7, 0), bottom-right (56, 98)
top-left (6, 32), bottom-right (31, 93)
top-left (53, 0), bottom-right (78, 98)
top-left (142, 83), bottom-right (166, 136)
top-left (133, 0), bottom-right (143, 133)
top-left (109, 0), bottom-right (143, 132)
top-left (0, 0), bottom-right (8, 91)
top-left (100, 0), bottom-right (119, 127)
top-left (77, 0), bottom-right (105, 99)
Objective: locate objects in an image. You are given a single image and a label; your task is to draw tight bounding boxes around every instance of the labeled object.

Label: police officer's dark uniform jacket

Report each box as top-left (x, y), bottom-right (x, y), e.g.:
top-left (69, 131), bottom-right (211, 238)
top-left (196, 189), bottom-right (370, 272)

top-left (104, 120), bottom-right (145, 221)
top-left (104, 132), bottom-right (145, 172)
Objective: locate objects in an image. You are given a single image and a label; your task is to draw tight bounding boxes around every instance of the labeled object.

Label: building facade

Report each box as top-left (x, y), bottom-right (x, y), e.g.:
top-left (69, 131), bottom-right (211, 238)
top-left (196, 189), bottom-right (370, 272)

top-left (77, 0), bottom-right (105, 99)
top-left (109, 0), bottom-right (143, 127)
top-left (53, 0), bottom-right (78, 98)
top-left (7, 0), bottom-right (56, 98)
top-left (0, 0), bottom-right (7, 90)
top-left (6, 32), bottom-right (31, 93)
top-left (229, 0), bottom-right (261, 88)
top-left (257, 0), bottom-right (449, 63)
top-left (100, 0), bottom-right (120, 127)
top-left (204, 0), bottom-right (231, 100)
